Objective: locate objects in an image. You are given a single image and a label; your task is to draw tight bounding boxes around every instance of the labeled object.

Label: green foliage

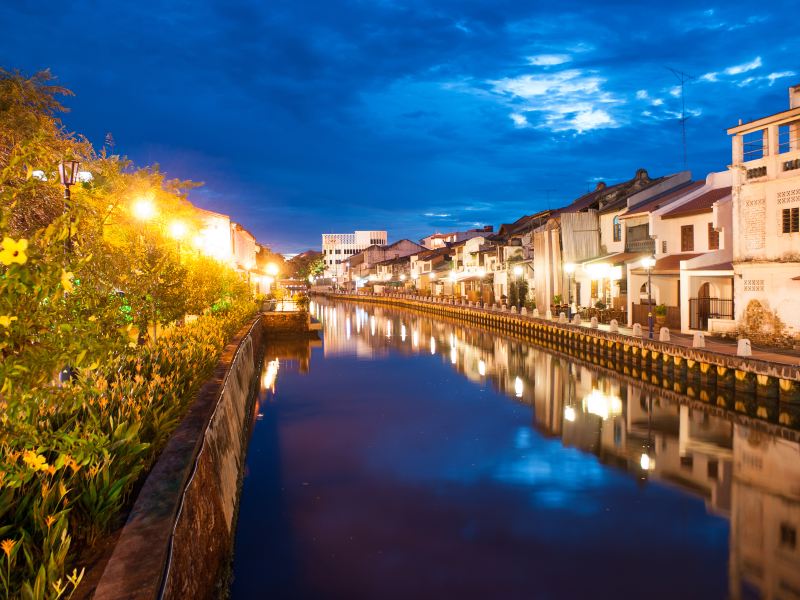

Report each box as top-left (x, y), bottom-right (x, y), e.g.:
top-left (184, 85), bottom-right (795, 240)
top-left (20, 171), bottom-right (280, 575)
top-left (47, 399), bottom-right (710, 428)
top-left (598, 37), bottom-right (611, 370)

top-left (654, 304), bottom-right (667, 317)
top-left (0, 68), bottom-right (256, 598)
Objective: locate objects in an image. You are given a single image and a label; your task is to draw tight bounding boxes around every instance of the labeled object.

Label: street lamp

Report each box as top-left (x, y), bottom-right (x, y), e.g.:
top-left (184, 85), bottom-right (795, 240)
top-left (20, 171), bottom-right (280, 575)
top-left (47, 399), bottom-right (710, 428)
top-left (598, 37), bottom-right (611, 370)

top-left (564, 262), bottom-right (576, 317)
top-left (58, 159), bottom-right (80, 252)
top-left (641, 256), bottom-right (656, 339)
top-left (513, 264), bottom-right (524, 310)
top-left (132, 197), bottom-right (156, 221)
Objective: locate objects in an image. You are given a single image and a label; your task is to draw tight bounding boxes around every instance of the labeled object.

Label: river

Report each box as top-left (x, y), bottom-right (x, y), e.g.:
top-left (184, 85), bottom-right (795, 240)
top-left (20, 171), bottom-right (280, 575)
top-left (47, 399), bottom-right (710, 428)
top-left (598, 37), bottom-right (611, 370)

top-left (230, 297), bottom-right (800, 599)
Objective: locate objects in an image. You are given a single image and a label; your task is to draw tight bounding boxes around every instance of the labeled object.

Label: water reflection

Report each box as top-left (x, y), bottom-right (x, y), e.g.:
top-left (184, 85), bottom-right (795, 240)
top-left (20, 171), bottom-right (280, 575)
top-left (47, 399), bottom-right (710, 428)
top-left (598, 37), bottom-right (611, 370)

top-left (304, 299), bottom-right (800, 598)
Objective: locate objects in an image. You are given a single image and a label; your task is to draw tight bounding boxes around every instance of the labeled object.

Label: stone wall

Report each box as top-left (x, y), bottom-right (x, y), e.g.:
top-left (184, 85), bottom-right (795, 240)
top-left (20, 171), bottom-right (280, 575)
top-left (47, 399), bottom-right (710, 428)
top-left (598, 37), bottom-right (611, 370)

top-left (93, 316), bottom-right (266, 600)
top-left (261, 311), bottom-right (310, 337)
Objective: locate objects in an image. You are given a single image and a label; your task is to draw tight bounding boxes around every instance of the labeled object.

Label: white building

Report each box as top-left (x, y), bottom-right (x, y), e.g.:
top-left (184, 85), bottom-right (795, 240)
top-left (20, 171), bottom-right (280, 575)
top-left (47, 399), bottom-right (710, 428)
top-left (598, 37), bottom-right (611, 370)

top-left (321, 230), bottom-right (387, 282)
top-left (728, 84), bottom-right (800, 335)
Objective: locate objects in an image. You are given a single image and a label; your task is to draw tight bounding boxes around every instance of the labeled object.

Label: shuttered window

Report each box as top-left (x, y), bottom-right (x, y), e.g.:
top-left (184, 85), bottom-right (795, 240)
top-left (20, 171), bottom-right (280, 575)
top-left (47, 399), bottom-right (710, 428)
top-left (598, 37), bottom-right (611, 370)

top-left (708, 223), bottom-right (719, 250)
top-left (681, 225), bottom-right (694, 252)
top-left (782, 208), bottom-right (800, 233)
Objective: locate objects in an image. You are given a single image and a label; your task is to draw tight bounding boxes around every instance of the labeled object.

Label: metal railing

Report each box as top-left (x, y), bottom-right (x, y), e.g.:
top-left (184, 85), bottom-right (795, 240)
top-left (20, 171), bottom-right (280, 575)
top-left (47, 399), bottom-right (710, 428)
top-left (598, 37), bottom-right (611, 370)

top-left (689, 298), bottom-right (733, 330)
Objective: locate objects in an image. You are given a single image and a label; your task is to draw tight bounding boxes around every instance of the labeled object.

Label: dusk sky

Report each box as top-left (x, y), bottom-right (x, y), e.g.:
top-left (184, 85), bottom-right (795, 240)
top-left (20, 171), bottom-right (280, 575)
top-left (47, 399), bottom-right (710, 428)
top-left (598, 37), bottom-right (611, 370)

top-left (2, 1), bottom-right (798, 253)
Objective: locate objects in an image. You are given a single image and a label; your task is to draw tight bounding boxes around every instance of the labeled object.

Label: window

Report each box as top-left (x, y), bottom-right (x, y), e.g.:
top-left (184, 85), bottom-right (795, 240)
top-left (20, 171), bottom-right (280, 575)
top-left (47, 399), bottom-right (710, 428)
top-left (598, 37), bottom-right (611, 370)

top-left (708, 223), bottom-right (720, 250)
top-left (612, 216), bottom-right (621, 242)
top-left (681, 225), bottom-right (694, 252)
top-left (662, 240), bottom-right (667, 254)
top-left (707, 460), bottom-right (719, 480)
top-left (783, 208), bottom-right (800, 233)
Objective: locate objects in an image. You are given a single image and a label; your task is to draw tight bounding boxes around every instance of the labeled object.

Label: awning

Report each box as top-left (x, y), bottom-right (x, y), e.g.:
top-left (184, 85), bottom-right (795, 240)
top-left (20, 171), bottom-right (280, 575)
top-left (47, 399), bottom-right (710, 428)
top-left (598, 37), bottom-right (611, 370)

top-left (581, 251), bottom-right (647, 267)
top-left (630, 253), bottom-right (702, 275)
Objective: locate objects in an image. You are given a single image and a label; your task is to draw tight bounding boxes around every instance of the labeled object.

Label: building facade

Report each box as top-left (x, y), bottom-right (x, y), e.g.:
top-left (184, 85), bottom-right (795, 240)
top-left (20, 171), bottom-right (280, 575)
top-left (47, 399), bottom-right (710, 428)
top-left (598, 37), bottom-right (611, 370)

top-left (728, 84), bottom-right (800, 335)
top-left (322, 230), bottom-right (387, 282)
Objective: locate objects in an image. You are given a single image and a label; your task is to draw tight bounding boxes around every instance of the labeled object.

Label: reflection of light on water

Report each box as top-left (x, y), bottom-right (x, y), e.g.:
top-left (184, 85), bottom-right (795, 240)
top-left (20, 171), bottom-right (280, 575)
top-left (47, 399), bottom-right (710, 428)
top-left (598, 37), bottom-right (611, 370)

top-left (386, 319), bottom-right (392, 338)
top-left (400, 324), bottom-right (407, 342)
top-left (346, 317), bottom-right (351, 340)
top-left (583, 389), bottom-right (622, 420)
top-left (430, 336), bottom-right (436, 355)
top-left (261, 359), bottom-right (280, 392)
top-left (514, 376), bottom-right (523, 397)
top-left (640, 453), bottom-right (654, 471)
top-left (370, 316), bottom-right (376, 337)
top-left (412, 329), bottom-right (419, 347)
top-left (450, 347), bottom-right (457, 364)
top-left (478, 359), bottom-right (486, 376)
top-left (450, 333), bottom-right (457, 349)
top-left (564, 406), bottom-right (576, 422)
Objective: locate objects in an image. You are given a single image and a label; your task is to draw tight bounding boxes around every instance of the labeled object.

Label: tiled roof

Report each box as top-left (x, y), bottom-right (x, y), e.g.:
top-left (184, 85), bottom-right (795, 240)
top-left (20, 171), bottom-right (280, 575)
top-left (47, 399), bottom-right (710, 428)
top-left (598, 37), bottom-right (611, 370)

top-left (690, 261), bottom-right (733, 272)
top-left (631, 253), bottom-right (703, 274)
top-left (619, 180), bottom-right (704, 218)
top-left (661, 187), bottom-right (732, 219)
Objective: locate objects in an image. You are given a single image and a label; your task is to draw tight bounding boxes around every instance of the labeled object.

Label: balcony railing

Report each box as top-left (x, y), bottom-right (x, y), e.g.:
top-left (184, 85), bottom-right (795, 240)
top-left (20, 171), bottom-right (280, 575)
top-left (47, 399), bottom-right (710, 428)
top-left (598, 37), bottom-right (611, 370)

top-left (625, 238), bottom-right (655, 253)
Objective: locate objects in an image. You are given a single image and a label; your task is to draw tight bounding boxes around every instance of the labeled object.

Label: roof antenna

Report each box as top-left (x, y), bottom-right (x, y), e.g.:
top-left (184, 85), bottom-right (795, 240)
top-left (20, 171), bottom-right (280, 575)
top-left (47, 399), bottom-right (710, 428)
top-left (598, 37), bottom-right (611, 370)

top-left (666, 67), bottom-right (695, 170)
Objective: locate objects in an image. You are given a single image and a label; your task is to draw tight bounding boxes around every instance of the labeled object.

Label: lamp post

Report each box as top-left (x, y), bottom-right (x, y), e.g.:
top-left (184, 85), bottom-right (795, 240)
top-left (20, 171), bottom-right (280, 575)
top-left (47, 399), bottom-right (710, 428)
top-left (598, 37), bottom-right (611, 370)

top-left (641, 256), bottom-right (656, 339)
top-left (513, 264), bottom-right (524, 310)
top-left (564, 262), bottom-right (576, 318)
top-left (58, 159), bottom-right (80, 252)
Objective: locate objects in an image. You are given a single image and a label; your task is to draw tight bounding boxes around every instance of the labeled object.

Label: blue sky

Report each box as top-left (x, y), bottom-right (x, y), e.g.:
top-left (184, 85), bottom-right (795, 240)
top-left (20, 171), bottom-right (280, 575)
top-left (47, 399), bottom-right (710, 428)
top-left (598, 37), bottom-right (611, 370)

top-left (2, 1), bottom-right (797, 252)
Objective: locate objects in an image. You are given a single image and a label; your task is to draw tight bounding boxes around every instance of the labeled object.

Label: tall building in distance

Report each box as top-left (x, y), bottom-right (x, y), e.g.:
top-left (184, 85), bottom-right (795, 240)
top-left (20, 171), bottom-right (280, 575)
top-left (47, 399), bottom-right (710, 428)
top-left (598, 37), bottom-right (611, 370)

top-left (322, 230), bottom-right (387, 281)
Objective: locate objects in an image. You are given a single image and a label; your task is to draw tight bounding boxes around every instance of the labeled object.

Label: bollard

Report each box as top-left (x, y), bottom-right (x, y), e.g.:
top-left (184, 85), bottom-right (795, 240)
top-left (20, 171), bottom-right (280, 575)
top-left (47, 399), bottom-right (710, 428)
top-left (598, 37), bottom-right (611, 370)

top-left (501, 305), bottom-right (507, 312)
top-left (632, 323), bottom-right (642, 336)
top-left (546, 310), bottom-right (553, 320)
top-left (559, 312), bottom-right (567, 324)
top-left (521, 307), bottom-right (527, 316)
top-left (609, 319), bottom-right (618, 333)
top-left (533, 308), bottom-right (540, 318)
top-left (737, 338), bottom-right (752, 357)
top-left (659, 327), bottom-right (670, 342)
top-left (511, 306), bottom-right (518, 314)
top-left (590, 317), bottom-right (599, 329)
top-left (572, 314), bottom-right (582, 325)
top-left (692, 332), bottom-right (705, 348)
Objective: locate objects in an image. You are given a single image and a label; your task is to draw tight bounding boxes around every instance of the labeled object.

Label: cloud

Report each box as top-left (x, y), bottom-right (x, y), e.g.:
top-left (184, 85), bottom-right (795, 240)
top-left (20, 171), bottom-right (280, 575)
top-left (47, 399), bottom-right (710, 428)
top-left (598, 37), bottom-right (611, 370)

top-left (767, 71), bottom-right (796, 85)
top-left (635, 90), bottom-right (648, 100)
top-left (669, 85), bottom-right (682, 97)
top-left (510, 112), bottom-right (529, 127)
top-left (527, 54), bottom-right (571, 66)
top-left (699, 72), bottom-right (718, 82)
top-left (651, 98), bottom-right (664, 106)
top-left (424, 212), bottom-right (452, 218)
top-left (489, 68), bottom-right (621, 133)
top-left (725, 56), bottom-right (762, 75)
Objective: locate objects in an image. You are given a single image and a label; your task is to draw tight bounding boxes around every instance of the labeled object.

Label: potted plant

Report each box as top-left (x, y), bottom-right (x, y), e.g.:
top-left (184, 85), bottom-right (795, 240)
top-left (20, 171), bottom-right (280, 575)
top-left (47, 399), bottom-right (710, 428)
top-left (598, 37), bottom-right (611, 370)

top-left (654, 304), bottom-right (667, 325)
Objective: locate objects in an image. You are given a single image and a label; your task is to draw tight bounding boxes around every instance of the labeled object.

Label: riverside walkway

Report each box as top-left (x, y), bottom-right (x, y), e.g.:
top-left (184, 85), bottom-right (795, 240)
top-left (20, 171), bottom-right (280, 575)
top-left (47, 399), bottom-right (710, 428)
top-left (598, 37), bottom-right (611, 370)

top-left (321, 291), bottom-right (800, 367)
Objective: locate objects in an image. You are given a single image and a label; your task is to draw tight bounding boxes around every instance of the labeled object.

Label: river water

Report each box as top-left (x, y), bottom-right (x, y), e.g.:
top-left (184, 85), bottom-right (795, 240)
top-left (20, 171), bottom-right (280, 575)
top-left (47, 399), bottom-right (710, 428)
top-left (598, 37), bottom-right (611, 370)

top-left (230, 297), bottom-right (800, 599)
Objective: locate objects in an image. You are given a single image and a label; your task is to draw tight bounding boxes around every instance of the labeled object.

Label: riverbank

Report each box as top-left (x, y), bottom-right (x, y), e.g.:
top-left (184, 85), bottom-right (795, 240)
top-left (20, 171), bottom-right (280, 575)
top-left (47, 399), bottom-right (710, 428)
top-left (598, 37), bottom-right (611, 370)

top-left (315, 292), bottom-right (800, 427)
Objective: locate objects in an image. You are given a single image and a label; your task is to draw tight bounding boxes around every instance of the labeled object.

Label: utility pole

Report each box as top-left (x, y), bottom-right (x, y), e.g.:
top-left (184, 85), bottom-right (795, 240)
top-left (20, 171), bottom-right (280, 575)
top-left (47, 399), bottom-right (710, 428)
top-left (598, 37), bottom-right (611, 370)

top-left (666, 67), bottom-right (695, 170)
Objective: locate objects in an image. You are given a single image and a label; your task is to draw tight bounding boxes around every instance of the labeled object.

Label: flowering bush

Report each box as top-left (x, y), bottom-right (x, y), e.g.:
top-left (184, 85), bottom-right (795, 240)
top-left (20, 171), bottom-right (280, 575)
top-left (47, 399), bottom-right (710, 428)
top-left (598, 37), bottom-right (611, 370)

top-left (0, 68), bottom-right (258, 598)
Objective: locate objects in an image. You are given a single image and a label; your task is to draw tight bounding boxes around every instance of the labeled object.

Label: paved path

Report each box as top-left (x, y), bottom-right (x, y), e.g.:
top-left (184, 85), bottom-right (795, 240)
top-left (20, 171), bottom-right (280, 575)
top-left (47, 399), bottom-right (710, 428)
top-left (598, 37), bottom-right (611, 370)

top-left (588, 321), bottom-right (800, 366)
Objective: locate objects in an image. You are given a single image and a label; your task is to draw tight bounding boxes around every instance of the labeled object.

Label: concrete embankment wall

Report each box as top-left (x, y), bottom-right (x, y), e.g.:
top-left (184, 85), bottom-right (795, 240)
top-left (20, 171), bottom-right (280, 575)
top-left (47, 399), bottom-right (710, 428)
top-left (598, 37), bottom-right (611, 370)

top-left (93, 311), bottom-right (311, 600)
top-left (317, 293), bottom-right (800, 427)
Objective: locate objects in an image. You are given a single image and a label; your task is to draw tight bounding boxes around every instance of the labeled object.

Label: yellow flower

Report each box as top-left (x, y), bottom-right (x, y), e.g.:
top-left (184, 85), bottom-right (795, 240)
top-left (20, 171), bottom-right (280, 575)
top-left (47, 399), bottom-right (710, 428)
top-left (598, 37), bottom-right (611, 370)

top-left (61, 270), bottom-right (74, 293)
top-left (22, 450), bottom-right (49, 472)
top-left (1, 539), bottom-right (15, 557)
top-left (0, 315), bottom-right (17, 328)
top-left (0, 237), bottom-right (28, 266)
top-left (45, 515), bottom-right (56, 528)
